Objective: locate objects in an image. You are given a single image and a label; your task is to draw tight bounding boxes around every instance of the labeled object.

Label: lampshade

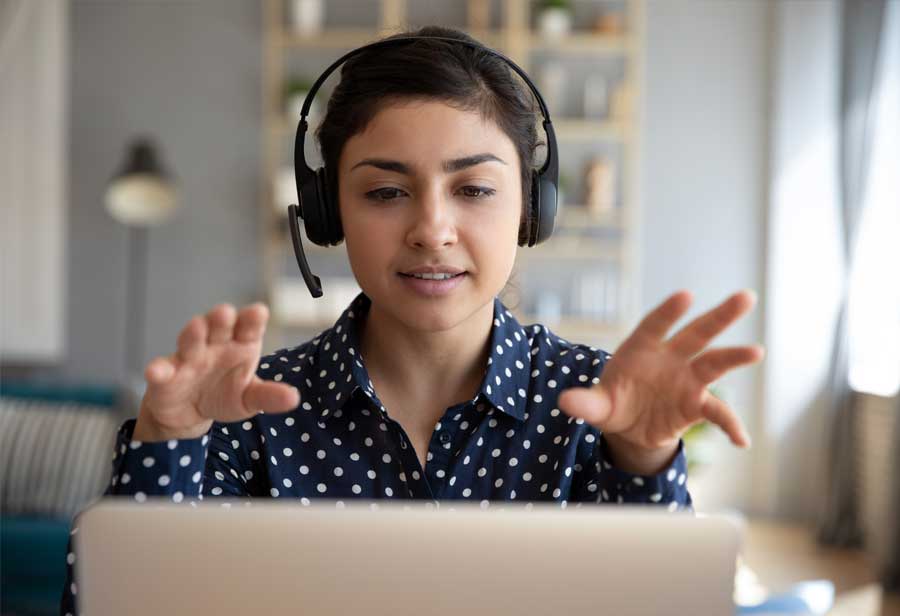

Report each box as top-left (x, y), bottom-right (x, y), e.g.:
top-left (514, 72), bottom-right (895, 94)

top-left (105, 138), bottom-right (178, 226)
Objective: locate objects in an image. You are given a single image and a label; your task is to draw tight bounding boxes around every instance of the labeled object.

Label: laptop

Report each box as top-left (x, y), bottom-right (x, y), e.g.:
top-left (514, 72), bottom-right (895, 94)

top-left (74, 499), bottom-right (744, 615)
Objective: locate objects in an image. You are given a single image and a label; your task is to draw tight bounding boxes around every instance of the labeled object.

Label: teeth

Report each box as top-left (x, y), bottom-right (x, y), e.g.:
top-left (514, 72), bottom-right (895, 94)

top-left (409, 272), bottom-right (457, 280)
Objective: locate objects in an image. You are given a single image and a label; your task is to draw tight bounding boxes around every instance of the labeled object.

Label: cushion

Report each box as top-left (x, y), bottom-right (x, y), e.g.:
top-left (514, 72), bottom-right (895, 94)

top-left (0, 396), bottom-right (121, 518)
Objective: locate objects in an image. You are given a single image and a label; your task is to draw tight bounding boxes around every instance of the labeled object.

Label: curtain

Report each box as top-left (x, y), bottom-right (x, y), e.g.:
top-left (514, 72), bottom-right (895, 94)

top-left (817, 0), bottom-right (887, 548)
top-left (0, 0), bottom-right (69, 363)
top-left (877, 0), bottom-right (900, 592)
top-left (888, 400), bottom-right (900, 592)
top-left (887, 393), bottom-right (900, 591)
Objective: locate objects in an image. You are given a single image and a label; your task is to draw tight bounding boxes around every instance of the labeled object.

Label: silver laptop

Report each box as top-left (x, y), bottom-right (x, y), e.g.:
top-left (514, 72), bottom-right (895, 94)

top-left (75, 499), bottom-right (744, 615)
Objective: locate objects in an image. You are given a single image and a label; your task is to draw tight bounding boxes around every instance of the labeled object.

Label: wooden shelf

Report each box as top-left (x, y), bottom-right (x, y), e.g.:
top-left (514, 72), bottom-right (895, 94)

top-left (555, 118), bottom-right (629, 141)
top-left (279, 28), bottom-right (381, 49)
top-left (515, 314), bottom-right (626, 343)
top-left (280, 28), bottom-right (509, 51)
top-left (517, 238), bottom-right (622, 262)
top-left (557, 206), bottom-right (624, 230)
top-left (527, 33), bottom-right (633, 54)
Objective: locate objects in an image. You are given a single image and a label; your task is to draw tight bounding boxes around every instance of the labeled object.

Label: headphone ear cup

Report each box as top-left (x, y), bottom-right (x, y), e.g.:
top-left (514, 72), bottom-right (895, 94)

top-left (519, 171), bottom-right (543, 247)
top-left (317, 167), bottom-right (343, 244)
top-left (534, 174), bottom-right (557, 244)
top-left (298, 167), bottom-right (326, 246)
top-left (308, 167), bottom-right (341, 245)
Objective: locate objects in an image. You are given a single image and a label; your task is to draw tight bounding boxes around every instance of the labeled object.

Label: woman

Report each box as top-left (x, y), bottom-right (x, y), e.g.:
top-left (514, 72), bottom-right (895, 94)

top-left (60, 25), bottom-right (762, 614)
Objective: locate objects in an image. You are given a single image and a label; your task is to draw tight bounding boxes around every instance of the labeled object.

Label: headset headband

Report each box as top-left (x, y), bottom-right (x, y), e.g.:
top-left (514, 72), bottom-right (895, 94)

top-left (295, 35), bottom-right (557, 182)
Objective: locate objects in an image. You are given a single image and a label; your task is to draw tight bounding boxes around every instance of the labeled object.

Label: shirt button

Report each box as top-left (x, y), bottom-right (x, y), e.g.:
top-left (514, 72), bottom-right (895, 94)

top-left (439, 432), bottom-right (451, 444)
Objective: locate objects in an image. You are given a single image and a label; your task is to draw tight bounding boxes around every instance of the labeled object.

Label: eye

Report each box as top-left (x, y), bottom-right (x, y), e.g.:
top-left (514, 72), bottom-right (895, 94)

top-left (364, 187), bottom-right (407, 202)
top-left (459, 186), bottom-right (496, 199)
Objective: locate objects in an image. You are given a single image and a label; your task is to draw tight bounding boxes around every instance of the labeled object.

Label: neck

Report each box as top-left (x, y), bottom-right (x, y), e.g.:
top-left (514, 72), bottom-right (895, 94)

top-left (360, 300), bottom-right (494, 411)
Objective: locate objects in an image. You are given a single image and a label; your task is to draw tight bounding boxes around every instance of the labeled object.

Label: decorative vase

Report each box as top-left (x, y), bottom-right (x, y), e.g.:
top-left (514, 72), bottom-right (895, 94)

top-left (537, 8), bottom-right (572, 40)
top-left (290, 0), bottom-right (324, 36)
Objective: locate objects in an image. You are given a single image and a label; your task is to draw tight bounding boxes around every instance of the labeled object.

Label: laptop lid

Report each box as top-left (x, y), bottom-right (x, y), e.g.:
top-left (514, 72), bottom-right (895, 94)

top-left (75, 499), bottom-right (743, 615)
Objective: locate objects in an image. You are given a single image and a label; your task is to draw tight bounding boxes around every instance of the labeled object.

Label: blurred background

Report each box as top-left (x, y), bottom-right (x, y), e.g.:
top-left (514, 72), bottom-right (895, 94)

top-left (1, 0), bottom-right (898, 614)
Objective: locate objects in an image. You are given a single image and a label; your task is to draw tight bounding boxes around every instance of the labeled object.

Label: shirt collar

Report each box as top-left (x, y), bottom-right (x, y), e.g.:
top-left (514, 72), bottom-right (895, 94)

top-left (312, 293), bottom-right (532, 425)
top-left (479, 299), bottom-right (532, 422)
top-left (310, 293), bottom-right (375, 425)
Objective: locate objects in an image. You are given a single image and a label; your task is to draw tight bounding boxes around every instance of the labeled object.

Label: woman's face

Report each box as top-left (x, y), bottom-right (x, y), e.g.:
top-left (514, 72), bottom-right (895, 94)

top-left (338, 99), bottom-right (522, 333)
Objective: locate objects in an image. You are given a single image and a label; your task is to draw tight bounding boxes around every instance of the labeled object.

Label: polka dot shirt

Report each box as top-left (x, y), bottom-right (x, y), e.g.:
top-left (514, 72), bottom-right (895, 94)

top-left (60, 293), bottom-right (692, 615)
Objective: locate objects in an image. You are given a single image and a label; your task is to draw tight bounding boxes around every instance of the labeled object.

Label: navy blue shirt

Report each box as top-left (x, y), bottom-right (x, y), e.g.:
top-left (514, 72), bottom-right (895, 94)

top-left (60, 293), bottom-right (692, 615)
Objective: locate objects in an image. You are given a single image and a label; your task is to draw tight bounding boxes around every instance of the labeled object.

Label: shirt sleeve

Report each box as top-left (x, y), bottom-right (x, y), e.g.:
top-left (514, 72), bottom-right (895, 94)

top-left (59, 416), bottom-right (253, 615)
top-left (570, 432), bottom-right (694, 513)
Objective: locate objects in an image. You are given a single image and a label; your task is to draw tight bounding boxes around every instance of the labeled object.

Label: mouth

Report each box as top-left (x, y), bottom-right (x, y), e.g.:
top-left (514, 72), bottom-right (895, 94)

top-left (398, 271), bottom-right (467, 281)
top-left (398, 265), bottom-right (467, 281)
top-left (396, 267), bottom-right (469, 296)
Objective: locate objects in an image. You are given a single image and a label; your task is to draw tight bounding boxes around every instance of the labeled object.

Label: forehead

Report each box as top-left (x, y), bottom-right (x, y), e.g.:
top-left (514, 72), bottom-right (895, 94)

top-left (339, 99), bottom-right (518, 170)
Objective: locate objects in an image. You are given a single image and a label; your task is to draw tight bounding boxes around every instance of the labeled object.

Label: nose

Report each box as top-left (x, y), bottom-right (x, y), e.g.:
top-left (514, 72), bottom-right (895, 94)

top-left (405, 188), bottom-right (457, 250)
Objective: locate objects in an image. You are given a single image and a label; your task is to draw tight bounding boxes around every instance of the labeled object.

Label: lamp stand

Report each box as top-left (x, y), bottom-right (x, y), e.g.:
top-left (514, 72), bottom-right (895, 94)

top-left (124, 225), bottom-right (148, 390)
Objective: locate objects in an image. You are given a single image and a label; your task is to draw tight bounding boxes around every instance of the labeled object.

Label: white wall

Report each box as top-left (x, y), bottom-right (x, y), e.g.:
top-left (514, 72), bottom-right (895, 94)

top-left (641, 0), bottom-right (771, 513)
top-left (641, 0), bottom-right (846, 521)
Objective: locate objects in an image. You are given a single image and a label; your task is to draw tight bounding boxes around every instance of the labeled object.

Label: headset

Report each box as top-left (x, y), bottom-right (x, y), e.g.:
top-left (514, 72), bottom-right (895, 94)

top-left (288, 35), bottom-right (559, 298)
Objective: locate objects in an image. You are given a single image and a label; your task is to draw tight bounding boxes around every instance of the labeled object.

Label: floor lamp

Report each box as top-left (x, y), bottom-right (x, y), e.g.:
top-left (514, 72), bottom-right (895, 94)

top-left (104, 137), bottom-right (178, 392)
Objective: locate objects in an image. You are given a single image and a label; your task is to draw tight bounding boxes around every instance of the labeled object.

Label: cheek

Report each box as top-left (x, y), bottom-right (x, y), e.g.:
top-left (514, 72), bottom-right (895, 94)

top-left (467, 205), bottom-right (520, 276)
top-left (343, 213), bottom-right (389, 272)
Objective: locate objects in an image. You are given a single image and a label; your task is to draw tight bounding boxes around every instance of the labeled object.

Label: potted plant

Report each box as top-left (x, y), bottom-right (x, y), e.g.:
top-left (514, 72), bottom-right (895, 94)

top-left (537, 0), bottom-right (573, 39)
top-left (683, 385), bottom-right (730, 474)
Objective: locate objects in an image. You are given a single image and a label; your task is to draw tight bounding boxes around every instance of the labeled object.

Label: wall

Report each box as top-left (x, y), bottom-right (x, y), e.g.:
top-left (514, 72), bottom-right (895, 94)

top-left (61, 0), bottom-right (262, 384)
top-left (641, 0), bottom-right (771, 513)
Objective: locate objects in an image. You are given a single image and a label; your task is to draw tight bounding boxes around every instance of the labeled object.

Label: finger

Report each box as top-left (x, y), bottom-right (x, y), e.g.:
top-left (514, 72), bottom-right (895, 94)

top-left (242, 377), bottom-right (301, 415)
top-left (700, 393), bottom-right (751, 448)
top-left (692, 345), bottom-right (765, 385)
top-left (176, 316), bottom-right (207, 363)
top-left (667, 290), bottom-right (757, 358)
top-left (557, 386), bottom-right (614, 430)
top-left (206, 303), bottom-right (237, 345)
top-left (626, 290), bottom-right (693, 347)
top-left (144, 355), bottom-right (177, 385)
top-left (233, 303), bottom-right (269, 344)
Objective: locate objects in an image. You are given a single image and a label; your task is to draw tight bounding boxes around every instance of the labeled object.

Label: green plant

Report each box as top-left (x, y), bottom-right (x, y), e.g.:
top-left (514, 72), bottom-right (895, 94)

top-left (284, 77), bottom-right (314, 100)
top-left (682, 385), bottom-right (727, 474)
top-left (539, 0), bottom-right (571, 10)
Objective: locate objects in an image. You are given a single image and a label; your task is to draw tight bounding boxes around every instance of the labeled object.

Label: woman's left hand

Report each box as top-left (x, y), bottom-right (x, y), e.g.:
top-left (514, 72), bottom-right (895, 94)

top-left (558, 289), bottom-right (764, 471)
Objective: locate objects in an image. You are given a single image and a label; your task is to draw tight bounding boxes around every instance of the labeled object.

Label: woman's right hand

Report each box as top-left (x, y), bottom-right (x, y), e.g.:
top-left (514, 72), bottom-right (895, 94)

top-left (132, 303), bottom-right (300, 442)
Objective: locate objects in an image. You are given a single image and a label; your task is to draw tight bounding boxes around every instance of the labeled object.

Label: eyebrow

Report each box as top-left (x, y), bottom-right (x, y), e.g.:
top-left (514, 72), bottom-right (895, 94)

top-left (350, 153), bottom-right (507, 175)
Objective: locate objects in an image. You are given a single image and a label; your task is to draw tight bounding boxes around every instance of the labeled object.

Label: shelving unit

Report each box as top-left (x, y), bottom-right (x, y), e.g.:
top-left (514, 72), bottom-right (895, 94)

top-left (261, 0), bottom-right (644, 352)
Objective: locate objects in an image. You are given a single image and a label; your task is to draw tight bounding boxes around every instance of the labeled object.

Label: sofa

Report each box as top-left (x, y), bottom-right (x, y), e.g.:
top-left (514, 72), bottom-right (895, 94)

top-left (0, 381), bottom-right (135, 616)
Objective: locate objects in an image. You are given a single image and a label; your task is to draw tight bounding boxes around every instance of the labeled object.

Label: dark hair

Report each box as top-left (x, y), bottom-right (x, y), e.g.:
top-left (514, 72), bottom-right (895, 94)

top-left (315, 25), bottom-right (541, 228)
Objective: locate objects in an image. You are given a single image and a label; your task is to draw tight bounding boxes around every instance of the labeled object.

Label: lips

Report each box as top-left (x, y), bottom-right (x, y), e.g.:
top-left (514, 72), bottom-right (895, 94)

top-left (399, 265), bottom-right (467, 280)
top-left (397, 266), bottom-right (468, 297)
top-left (400, 265), bottom-right (466, 275)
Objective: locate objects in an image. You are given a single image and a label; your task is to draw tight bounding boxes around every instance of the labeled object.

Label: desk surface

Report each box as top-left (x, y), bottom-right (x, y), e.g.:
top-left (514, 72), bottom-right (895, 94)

top-left (739, 517), bottom-right (900, 616)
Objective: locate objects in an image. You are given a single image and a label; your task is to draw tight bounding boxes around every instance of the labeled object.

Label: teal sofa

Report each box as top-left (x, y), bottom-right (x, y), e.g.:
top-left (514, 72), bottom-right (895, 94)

top-left (0, 382), bottom-right (130, 616)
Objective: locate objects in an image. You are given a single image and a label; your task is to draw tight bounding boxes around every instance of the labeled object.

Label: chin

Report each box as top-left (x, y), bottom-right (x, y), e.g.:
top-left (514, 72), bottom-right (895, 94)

top-left (400, 302), bottom-right (476, 333)
top-left (369, 282), bottom-right (495, 334)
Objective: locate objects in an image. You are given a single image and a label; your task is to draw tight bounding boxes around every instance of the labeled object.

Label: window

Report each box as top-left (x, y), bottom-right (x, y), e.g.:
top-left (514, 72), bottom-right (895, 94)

top-left (847, 1), bottom-right (900, 397)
